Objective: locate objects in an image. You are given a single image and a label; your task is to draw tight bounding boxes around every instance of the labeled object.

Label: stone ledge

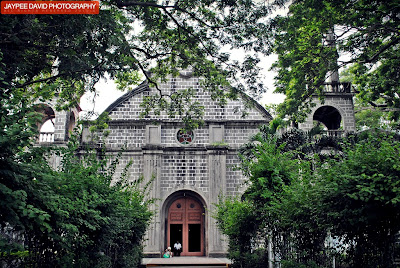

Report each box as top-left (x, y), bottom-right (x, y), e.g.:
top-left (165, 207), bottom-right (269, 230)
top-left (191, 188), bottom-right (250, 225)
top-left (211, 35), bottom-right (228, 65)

top-left (104, 119), bottom-right (268, 127)
top-left (205, 145), bottom-right (229, 151)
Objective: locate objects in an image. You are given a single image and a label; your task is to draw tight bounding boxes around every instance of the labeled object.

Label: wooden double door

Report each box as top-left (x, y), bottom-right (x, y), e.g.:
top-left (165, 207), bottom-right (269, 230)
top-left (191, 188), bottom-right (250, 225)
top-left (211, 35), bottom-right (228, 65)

top-left (167, 196), bottom-right (204, 256)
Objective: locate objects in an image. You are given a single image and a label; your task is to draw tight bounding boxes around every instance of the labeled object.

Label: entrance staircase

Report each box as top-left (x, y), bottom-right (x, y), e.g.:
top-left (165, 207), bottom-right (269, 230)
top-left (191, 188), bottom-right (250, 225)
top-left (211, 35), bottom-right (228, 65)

top-left (141, 257), bottom-right (231, 267)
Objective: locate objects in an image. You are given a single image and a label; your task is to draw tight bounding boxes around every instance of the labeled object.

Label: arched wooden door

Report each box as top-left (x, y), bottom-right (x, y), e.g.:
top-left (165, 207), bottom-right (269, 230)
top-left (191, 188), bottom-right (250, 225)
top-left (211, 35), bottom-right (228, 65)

top-left (167, 196), bottom-right (204, 256)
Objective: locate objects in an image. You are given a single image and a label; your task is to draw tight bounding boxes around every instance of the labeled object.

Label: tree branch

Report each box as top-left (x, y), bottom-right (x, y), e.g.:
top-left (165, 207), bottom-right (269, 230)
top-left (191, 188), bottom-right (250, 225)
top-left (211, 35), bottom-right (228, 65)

top-left (131, 46), bottom-right (173, 59)
top-left (115, 0), bottom-right (175, 9)
top-left (359, 37), bottom-right (400, 64)
top-left (173, 5), bottom-right (219, 29)
top-left (355, 105), bottom-right (400, 113)
top-left (161, 7), bottom-right (240, 73)
top-left (115, 0), bottom-right (219, 29)
top-left (15, 62), bottom-right (109, 88)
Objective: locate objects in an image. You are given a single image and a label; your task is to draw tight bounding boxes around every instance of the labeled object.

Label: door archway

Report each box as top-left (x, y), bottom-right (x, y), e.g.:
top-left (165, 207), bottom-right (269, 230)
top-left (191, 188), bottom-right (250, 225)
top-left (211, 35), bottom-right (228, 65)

top-left (167, 195), bottom-right (205, 256)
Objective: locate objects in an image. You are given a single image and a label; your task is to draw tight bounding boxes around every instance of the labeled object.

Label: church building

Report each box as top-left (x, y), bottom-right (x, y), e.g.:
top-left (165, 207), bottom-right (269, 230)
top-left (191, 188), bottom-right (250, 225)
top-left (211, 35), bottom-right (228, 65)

top-left (37, 68), bottom-right (355, 257)
top-left (80, 70), bottom-right (273, 257)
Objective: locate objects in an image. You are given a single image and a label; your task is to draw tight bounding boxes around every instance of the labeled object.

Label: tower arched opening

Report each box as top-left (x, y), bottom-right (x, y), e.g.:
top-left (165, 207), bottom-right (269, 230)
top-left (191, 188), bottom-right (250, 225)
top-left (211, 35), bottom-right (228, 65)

top-left (34, 104), bottom-right (55, 142)
top-left (313, 105), bottom-right (342, 130)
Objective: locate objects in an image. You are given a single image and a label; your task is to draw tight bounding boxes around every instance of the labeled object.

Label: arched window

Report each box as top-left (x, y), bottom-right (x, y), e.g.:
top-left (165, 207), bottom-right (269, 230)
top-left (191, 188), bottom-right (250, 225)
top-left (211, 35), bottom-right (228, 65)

top-left (39, 118), bottom-right (55, 142)
top-left (35, 104), bottom-right (55, 143)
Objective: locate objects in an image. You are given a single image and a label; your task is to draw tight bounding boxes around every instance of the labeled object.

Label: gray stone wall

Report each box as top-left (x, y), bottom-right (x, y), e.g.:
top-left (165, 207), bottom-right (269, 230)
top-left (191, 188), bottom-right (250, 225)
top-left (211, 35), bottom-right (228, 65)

top-left (107, 72), bottom-right (267, 122)
top-left (112, 153), bottom-right (143, 183)
top-left (103, 124), bottom-right (146, 149)
top-left (87, 72), bottom-right (271, 257)
top-left (226, 153), bottom-right (247, 195)
top-left (299, 94), bottom-right (356, 132)
top-left (161, 151), bottom-right (209, 193)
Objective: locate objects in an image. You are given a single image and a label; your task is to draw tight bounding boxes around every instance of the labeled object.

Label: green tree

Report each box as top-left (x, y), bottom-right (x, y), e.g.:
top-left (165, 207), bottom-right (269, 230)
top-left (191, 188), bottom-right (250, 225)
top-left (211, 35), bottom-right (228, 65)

top-left (0, 1), bottom-right (284, 126)
top-left (316, 131), bottom-right (400, 267)
top-left (341, 66), bottom-right (398, 130)
top-left (215, 197), bottom-right (266, 268)
top-left (240, 127), bottom-right (333, 267)
top-left (1, 47), bottom-right (152, 266)
top-left (218, 127), bottom-right (332, 267)
top-left (271, 0), bottom-right (400, 126)
top-left (1, 127), bottom-right (152, 267)
top-left (217, 127), bottom-right (400, 267)
top-left (353, 98), bottom-right (392, 130)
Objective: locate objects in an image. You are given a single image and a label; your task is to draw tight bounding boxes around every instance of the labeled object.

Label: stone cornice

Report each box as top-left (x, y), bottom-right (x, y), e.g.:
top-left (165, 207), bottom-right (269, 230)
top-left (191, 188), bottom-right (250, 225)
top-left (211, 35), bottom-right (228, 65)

top-left (86, 145), bottom-right (241, 154)
top-left (105, 119), bottom-right (268, 127)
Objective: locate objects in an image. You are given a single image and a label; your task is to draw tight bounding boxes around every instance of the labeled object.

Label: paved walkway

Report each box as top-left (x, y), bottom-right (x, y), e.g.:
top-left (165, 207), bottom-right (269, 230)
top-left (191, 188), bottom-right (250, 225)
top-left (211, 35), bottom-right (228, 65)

top-left (142, 257), bottom-right (231, 267)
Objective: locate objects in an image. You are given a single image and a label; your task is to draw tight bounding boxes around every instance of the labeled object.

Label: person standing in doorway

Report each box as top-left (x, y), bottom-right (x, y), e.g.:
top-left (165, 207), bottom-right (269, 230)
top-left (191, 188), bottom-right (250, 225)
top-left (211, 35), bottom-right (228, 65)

top-left (173, 241), bottom-right (182, 256)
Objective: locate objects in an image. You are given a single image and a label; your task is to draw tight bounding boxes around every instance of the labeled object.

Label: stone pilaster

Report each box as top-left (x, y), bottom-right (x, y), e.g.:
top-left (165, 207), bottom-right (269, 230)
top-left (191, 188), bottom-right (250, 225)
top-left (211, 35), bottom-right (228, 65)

top-left (206, 145), bottom-right (228, 256)
top-left (52, 110), bottom-right (68, 142)
top-left (142, 145), bottom-right (163, 256)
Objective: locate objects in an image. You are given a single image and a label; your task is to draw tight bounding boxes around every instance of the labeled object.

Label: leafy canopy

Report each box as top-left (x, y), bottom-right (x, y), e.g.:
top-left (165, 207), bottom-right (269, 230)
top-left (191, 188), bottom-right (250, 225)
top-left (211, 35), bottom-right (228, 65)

top-left (0, 46), bottom-right (152, 266)
top-left (0, 0), bottom-right (287, 126)
top-left (217, 126), bottom-right (400, 268)
top-left (271, 0), bottom-right (400, 125)
top-left (0, 124), bottom-right (153, 267)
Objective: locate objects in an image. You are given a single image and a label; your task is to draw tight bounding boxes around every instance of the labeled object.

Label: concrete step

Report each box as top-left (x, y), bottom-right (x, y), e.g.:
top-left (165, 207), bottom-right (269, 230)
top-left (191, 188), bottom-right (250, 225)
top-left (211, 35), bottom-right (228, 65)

top-left (146, 266), bottom-right (227, 268)
top-left (142, 257), bottom-right (231, 267)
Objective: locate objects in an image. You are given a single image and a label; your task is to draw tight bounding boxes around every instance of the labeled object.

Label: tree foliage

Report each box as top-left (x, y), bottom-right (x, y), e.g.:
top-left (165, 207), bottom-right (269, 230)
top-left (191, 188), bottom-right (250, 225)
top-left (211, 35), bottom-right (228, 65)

top-left (0, 127), bottom-right (152, 267)
top-left (0, 48), bottom-right (152, 266)
top-left (316, 131), bottom-right (400, 267)
top-left (214, 197), bottom-right (267, 268)
top-left (217, 127), bottom-right (400, 268)
top-left (1, 1), bottom-right (398, 126)
top-left (0, 0), bottom-right (287, 127)
top-left (341, 66), bottom-right (399, 130)
top-left (272, 0), bottom-right (400, 125)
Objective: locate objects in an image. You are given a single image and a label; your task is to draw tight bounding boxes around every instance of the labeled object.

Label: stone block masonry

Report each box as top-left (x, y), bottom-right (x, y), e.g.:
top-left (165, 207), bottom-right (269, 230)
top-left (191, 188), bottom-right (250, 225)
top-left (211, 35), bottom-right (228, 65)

top-left (299, 93), bottom-right (356, 132)
top-left (41, 70), bottom-right (357, 258)
top-left (83, 71), bottom-right (272, 257)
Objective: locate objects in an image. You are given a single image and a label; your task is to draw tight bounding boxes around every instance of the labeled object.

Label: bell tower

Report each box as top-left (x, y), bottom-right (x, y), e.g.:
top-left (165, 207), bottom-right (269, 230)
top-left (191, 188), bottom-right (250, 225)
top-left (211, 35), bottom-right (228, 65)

top-left (36, 97), bottom-right (81, 144)
top-left (35, 98), bottom-right (81, 169)
top-left (299, 30), bottom-right (356, 136)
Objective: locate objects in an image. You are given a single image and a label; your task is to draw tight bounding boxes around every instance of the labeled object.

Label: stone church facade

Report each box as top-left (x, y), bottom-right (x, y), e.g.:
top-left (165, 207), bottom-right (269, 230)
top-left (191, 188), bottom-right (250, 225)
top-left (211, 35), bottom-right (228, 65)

top-left (38, 69), bottom-right (355, 257)
top-left (80, 70), bottom-right (273, 257)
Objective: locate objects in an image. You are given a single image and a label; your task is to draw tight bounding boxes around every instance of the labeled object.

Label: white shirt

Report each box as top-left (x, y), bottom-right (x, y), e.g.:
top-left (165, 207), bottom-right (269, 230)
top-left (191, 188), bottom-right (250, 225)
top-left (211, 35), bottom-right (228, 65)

top-left (174, 243), bottom-right (182, 250)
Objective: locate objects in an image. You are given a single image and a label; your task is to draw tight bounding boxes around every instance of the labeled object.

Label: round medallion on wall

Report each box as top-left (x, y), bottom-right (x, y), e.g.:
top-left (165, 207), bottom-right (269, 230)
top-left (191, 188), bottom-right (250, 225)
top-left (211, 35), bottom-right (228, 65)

top-left (176, 129), bottom-right (194, 145)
